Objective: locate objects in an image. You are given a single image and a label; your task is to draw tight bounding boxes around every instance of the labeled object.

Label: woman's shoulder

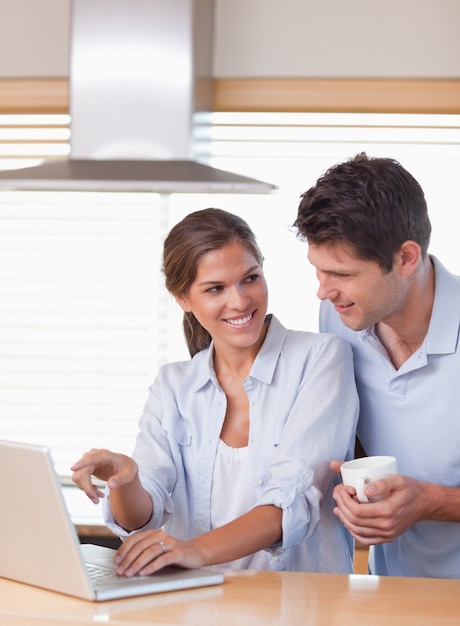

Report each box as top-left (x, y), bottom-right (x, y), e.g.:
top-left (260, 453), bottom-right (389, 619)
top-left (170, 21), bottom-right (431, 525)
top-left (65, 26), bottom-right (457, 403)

top-left (271, 315), bottom-right (350, 350)
top-left (286, 326), bottom-right (351, 353)
top-left (264, 316), bottom-right (353, 368)
top-left (156, 348), bottom-right (211, 385)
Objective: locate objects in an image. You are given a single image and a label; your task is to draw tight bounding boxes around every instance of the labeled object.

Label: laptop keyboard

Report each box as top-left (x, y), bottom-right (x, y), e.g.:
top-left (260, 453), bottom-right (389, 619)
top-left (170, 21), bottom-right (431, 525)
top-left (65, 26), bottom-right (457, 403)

top-left (86, 563), bottom-right (150, 585)
top-left (86, 564), bottom-right (118, 582)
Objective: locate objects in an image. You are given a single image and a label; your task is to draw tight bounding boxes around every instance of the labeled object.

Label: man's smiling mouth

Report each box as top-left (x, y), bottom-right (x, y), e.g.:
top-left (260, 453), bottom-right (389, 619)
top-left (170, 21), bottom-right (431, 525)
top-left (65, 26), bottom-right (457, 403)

top-left (334, 302), bottom-right (354, 311)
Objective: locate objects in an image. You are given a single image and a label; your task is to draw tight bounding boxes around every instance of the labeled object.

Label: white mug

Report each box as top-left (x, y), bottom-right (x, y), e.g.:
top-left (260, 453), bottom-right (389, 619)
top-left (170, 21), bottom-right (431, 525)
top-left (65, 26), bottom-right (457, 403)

top-left (340, 455), bottom-right (398, 503)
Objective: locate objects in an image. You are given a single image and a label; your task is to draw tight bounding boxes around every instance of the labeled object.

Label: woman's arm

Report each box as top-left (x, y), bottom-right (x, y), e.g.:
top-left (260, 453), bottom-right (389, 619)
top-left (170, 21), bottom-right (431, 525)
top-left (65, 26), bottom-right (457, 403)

top-left (114, 504), bottom-right (282, 576)
top-left (71, 449), bottom-right (153, 531)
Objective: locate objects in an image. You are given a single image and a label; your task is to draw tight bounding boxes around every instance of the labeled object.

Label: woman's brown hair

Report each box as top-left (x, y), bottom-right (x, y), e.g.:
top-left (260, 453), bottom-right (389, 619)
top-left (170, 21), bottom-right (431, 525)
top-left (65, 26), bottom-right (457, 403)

top-left (162, 208), bottom-right (264, 357)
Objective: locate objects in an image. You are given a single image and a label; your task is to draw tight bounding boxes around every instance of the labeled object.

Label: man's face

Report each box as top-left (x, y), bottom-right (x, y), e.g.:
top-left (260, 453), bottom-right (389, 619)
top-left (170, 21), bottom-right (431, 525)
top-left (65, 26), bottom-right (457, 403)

top-left (307, 242), bottom-right (407, 331)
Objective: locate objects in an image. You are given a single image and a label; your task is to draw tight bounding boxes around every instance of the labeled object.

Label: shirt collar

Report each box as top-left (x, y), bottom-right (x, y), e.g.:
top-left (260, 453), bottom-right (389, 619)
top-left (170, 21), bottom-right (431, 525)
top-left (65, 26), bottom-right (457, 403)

top-left (190, 314), bottom-right (287, 391)
top-left (189, 346), bottom-right (216, 392)
top-left (425, 255), bottom-right (460, 354)
top-left (360, 255), bottom-right (460, 355)
top-left (249, 315), bottom-right (287, 384)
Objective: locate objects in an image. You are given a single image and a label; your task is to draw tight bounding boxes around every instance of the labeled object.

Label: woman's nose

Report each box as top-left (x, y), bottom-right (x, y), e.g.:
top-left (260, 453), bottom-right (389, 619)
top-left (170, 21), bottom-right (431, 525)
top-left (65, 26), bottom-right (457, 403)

top-left (229, 285), bottom-right (250, 309)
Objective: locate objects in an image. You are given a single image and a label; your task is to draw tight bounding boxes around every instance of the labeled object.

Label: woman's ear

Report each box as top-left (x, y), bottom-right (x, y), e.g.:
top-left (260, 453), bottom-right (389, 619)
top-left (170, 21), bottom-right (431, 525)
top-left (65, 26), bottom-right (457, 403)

top-left (174, 294), bottom-right (192, 312)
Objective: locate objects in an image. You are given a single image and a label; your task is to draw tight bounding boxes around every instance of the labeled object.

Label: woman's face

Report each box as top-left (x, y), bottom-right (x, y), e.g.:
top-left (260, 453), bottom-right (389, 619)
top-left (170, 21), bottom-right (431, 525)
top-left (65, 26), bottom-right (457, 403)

top-left (177, 242), bottom-right (268, 355)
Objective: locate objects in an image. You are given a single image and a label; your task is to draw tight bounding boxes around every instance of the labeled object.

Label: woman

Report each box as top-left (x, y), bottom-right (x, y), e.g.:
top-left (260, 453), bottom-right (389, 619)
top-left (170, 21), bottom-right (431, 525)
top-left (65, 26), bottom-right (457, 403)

top-left (72, 208), bottom-right (358, 575)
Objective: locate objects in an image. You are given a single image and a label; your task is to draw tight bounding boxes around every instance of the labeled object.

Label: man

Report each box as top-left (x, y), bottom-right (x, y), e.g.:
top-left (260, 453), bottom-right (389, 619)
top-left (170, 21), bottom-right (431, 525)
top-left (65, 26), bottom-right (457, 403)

top-left (293, 152), bottom-right (460, 578)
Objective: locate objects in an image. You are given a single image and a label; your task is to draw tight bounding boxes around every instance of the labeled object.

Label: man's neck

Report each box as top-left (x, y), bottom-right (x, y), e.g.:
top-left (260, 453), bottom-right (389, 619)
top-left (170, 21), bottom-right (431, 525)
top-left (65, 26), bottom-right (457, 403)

top-left (376, 258), bottom-right (435, 369)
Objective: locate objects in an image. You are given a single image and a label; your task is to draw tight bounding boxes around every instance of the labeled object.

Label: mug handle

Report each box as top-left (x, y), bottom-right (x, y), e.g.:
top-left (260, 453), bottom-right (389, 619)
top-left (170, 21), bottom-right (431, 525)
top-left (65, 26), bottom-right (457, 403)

top-left (355, 478), bottom-right (370, 503)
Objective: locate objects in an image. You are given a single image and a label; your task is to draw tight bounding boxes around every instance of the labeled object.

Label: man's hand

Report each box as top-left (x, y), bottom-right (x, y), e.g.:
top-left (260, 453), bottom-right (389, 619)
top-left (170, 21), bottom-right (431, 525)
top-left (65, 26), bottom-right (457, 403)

top-left (332, 473), bottom-right (428, 546)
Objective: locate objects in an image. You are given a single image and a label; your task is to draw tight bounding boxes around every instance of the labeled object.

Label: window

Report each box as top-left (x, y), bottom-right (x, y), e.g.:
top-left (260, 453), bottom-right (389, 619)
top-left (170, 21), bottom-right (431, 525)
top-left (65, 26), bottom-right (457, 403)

top-left (1, 191), bottom-right (164, 473)
top-left (0, 114), bottom-right (70, 171)
top-left (1, 112), bottom-right (460, 474)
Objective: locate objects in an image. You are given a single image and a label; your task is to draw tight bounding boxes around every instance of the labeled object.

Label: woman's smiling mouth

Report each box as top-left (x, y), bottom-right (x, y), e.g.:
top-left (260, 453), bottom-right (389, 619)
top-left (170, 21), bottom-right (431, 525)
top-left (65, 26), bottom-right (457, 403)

top-left (225, 312), bottom-right (254, 326)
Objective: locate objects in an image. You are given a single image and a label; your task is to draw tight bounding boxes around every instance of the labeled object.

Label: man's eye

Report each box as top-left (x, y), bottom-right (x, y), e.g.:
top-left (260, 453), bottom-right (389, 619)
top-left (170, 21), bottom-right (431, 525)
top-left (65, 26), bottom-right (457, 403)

top-left (246, 274), bottom-right (260, 283)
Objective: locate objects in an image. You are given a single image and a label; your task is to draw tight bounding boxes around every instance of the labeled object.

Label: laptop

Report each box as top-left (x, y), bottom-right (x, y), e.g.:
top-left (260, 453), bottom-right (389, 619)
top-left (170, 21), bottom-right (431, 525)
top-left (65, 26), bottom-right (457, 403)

top-left (0, 439), bottom-right (224, 601)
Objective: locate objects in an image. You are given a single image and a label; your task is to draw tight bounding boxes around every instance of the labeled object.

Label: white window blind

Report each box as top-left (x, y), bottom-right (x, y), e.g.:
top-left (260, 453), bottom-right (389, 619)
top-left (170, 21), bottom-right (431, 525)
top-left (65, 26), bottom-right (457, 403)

top-left (1, 191), bottom-right (165, 474)
top-left (1, 112), bottom-right (460, 476)
top-left (0, 114), bottom-right (70, 171)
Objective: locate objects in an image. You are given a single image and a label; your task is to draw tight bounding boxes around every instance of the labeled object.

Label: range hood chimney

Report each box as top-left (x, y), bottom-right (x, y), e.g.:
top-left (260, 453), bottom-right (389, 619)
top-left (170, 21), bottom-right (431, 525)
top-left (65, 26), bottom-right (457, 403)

top-left (0, 0), bottom-right (274, 193)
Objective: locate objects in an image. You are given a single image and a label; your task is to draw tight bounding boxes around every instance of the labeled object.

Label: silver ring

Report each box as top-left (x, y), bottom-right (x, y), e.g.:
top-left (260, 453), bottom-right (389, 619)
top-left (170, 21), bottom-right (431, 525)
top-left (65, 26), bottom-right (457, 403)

top-left (159, 540), bottom-right (167, 553)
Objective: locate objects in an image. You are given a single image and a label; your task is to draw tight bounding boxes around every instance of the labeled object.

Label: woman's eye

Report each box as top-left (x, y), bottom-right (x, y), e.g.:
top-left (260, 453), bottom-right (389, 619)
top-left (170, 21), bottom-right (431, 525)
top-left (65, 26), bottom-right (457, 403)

top-left (246, 274), bottom-right (260, 283)
top-left (206, 285), bottom-right (224, 293)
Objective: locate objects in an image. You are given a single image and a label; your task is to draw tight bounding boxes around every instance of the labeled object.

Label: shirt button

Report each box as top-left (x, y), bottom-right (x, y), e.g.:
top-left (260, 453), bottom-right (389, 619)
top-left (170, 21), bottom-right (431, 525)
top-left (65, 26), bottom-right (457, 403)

top-left (255, 479), bottom-right (262, 485)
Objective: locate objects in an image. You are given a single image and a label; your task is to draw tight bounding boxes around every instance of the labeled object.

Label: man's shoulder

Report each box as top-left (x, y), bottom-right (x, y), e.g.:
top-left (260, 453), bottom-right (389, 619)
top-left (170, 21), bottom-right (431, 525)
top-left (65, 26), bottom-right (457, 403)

top-left (432, 255), bottom-right (460, 295)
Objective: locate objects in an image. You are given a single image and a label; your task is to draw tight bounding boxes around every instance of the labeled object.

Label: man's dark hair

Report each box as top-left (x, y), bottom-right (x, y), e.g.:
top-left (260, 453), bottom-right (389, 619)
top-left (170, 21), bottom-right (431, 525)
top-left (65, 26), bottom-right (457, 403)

top-left (293, 152), bottom-right (432, 272)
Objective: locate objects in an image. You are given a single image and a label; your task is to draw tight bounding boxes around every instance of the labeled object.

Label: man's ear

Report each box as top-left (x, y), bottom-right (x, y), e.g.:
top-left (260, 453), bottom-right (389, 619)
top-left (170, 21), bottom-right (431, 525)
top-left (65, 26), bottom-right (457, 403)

top-left (174, 294), bottom-right (192, 312)
top-left (398, 240), bottom-right (421, 276)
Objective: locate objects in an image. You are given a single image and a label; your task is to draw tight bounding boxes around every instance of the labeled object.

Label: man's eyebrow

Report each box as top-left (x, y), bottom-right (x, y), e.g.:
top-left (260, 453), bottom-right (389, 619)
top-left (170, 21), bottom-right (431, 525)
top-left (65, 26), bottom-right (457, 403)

top-left (315, 267), bottom-right (357, 277)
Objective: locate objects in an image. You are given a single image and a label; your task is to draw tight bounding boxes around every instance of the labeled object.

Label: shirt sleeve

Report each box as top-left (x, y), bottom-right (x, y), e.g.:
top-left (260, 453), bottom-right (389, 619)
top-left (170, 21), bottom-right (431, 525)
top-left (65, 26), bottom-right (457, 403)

top-left (102, 375), bottom-right (177, 537)
top-left (249, 332), bottom-right (359, 551)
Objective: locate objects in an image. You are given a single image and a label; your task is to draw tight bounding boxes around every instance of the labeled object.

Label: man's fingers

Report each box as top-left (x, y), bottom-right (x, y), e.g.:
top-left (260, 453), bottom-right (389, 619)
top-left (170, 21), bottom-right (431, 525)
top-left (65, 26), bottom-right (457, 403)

top-left (330, 459), bottom-right (344, 474)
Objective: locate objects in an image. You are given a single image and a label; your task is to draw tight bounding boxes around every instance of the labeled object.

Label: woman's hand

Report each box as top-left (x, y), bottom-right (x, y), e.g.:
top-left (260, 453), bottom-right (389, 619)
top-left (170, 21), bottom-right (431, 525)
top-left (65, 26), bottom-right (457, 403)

top-left (71, 449), bottom-right (138, 504)
top-left (114, 530), bottom-right (205, 576)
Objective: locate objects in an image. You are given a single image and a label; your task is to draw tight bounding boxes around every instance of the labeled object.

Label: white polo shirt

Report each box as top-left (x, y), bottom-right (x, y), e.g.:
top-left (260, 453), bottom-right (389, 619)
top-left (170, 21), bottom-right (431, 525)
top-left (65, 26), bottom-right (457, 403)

top-left (320, 256), bottom-right (460, 578)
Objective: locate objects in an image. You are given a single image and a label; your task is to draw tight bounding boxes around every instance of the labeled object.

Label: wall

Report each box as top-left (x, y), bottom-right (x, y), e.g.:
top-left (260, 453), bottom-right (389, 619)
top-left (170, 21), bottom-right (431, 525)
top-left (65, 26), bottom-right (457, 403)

top-left (0, 0), bottom-right (70, 77)
top-left (0, 0), bottom-right (459, 336)
top-left (215, 0), bottom-right (460, 78)
top-left (0, 0), bottom-right (459, 78)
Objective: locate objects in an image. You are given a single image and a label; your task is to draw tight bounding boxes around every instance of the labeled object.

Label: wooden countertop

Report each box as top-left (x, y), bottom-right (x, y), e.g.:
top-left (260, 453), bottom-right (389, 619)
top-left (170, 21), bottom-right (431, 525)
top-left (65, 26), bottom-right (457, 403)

top-left (1, 568), bottom-right (459, 625)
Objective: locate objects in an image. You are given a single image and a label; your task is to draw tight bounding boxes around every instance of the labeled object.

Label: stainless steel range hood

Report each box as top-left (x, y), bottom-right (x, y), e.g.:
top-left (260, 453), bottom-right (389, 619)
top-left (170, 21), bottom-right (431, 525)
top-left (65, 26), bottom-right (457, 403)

top-left (0, 0), bottom-right (274, 193)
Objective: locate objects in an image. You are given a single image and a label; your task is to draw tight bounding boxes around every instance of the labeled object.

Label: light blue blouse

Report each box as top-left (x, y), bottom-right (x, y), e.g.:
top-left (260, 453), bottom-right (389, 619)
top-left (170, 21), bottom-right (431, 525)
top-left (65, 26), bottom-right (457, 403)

top-left (104, 315), bottom-right (359, 573)
top-left (320, 257), bottom-right (460, 578)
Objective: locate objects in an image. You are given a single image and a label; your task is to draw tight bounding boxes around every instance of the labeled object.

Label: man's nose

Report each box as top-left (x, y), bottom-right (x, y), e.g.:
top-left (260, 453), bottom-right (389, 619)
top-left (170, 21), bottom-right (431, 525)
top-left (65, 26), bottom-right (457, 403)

top-left (316, 276), bottom-right (338, 301)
